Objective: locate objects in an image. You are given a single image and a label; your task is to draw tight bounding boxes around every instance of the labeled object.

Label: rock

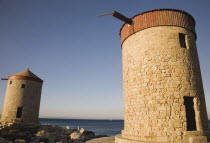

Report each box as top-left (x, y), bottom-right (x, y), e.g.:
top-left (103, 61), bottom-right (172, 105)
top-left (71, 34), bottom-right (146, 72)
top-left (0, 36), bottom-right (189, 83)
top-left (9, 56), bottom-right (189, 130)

top-left (70, 131), bottom-right (85, 141)
top-left (34, 132), bottom-right (63, 143)
top-left (63, 130), bottom-right (72, 135)
top-left (65, 126), bottom-right (70, 130)
top-left (74, 140), bottom-right (84, 143)
top-left (83, 131), bottom-right (95, 141)
top-left (79, 128), bottom-right (84, 133)
top-left (36, 130), bottom-right (45, 136)
top-left (46, 132), bottom-right (62, 142)
top-left (63, 129), bottom-right (73, 136)
top-left (38, 137), bottom-right (51, 143)
top-left (95, 134), bottom-right (108, 138)
top-left (34, 125), bottom-right (73, 143)
top-left (77, 126), bottom-right (80, 131)
top-left (56, 139), bottom-right (73, 143)
top-left (54, 125), bottom-right (64, 133)
top-left (14, 139), bottom-right (26, 143)
top-left (0, 137), bottom-right (10, 143)
top-left (37, 125), bottom-right (64, 135)
top-left (0, 128), bottom-right (31, 142)
top-left (30, 137), bottom-right (37, 142)
top-left (17, 131), bottom-right (32, 141)
top-left (0, 124), bottom-right (105, 143)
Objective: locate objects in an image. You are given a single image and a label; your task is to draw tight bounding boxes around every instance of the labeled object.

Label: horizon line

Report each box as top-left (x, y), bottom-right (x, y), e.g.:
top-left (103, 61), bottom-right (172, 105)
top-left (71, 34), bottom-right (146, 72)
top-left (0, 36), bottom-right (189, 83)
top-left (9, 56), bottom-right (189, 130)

top-left (39, 117), bottom-right (124, 120)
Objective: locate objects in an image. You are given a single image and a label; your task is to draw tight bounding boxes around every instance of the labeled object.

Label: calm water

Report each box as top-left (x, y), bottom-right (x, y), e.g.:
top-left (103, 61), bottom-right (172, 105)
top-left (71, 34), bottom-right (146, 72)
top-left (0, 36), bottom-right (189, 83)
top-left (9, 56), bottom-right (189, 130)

top-left (40, 118), bottom-right (124, 136)
top-left (40, 119), bottom-right (210, 136)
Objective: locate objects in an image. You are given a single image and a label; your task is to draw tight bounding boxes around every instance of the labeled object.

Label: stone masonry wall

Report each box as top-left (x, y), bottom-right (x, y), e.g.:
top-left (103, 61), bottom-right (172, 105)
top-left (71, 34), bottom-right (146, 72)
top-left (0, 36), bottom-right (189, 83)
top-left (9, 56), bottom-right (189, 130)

top-left (121, 26), bottom-right (209, 142)
top-left (1, 79), bottom-right (42, 125)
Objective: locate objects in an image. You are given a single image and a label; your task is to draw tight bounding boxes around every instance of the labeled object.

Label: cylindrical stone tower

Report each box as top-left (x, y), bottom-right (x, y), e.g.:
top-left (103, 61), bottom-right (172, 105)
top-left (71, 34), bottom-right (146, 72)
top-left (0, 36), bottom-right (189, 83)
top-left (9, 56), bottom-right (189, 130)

top-left (115, 9), bottom-right (210, 143)
top-left (1, 69), bottom-right (43, 127)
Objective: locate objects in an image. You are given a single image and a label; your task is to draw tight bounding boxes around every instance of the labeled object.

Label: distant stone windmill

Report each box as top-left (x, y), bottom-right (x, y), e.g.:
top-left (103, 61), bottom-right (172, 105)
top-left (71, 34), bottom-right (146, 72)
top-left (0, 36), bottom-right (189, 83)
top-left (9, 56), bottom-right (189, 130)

top-left (1, 69), bottom-right (43, 127)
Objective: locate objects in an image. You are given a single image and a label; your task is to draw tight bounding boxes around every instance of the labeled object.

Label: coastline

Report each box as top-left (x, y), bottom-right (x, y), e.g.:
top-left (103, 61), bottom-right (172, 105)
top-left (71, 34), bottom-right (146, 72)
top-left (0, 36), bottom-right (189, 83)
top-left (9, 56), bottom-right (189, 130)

top-left (39, 118), bottom-right (124, 137)
top-left (0, 122), bottom-right (110, 143)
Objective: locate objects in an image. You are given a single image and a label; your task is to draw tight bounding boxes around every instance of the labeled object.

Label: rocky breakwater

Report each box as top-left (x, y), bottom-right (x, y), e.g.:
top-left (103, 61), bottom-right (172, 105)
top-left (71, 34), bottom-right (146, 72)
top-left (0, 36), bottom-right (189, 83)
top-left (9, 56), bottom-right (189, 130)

top-left (0, 122), bottom-right (108, 143)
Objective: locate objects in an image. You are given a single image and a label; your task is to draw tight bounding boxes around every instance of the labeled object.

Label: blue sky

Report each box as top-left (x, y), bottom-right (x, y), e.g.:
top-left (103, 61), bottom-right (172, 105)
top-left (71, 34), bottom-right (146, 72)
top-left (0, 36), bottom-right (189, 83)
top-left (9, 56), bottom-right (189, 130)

top-left (0, 0), bottom-right (209, 119)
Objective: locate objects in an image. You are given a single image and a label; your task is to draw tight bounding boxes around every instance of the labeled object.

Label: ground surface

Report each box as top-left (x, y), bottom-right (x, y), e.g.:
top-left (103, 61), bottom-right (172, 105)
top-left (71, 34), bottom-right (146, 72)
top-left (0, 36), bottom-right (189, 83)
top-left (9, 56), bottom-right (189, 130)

top-left (86, 136), bottom-right (115, 143)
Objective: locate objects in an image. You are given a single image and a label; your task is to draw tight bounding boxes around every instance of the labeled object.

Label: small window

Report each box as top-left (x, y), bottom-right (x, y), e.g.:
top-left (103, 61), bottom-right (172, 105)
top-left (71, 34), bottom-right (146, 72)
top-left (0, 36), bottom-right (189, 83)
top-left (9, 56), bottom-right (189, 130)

top-left (10, 81), bottom-right (12, 84)
top-left (179, 33), bottom-right (187, 48)
top-left (21, 84), bottom-right (25, 88)
top-left (16, 107), bottom-right (23, 118)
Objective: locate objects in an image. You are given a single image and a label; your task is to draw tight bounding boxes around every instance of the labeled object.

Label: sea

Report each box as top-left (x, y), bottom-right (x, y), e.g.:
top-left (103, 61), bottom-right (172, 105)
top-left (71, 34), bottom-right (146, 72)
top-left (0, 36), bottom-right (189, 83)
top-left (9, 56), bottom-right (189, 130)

top-left (40, 118), bottom-right (124, 136)
top-left (40, 118), bottom-right (210, 137)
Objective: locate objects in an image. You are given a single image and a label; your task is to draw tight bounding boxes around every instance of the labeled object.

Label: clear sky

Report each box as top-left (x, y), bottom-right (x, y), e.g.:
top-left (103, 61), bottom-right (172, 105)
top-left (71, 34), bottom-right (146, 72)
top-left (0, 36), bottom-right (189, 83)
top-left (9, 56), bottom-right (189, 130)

top-left (0, 0), bottom-right (209, 119)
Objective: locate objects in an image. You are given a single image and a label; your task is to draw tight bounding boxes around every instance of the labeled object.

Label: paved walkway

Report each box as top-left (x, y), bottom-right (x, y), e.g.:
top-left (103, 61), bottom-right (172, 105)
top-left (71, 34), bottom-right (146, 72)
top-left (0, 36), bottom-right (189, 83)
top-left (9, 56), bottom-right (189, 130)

top-left (86, 136), bottom-right (115, 143)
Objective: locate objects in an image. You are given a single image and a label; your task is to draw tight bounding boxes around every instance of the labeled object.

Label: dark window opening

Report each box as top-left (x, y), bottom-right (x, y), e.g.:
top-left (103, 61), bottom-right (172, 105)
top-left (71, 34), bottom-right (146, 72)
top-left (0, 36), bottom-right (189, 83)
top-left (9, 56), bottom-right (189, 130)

top-left (184, 97), bottom-right (196, 131)
top-left (10, 81), bottom-right (12, 84)
top-left (21, 84), bottom-right (25, 88)
top-left (16, 107), bottom-right (23, 118)
top-left (179, 33), bottom-right (187, 48)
